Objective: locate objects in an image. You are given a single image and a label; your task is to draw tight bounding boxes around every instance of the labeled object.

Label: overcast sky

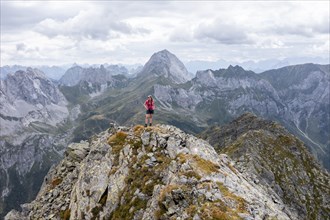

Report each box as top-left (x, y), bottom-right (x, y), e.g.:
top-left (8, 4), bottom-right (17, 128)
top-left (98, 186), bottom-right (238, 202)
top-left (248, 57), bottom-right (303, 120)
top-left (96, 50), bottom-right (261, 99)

top-left (1, 1), bottom-right (329, 66)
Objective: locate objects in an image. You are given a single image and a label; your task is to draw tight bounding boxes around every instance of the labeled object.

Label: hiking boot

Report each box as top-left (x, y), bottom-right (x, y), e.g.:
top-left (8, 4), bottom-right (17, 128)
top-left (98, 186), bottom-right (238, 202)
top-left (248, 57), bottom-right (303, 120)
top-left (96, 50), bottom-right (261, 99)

top-left (144, 124), bottom-right (147, 127)
top-left (149, 123), bottom-right (152, 126)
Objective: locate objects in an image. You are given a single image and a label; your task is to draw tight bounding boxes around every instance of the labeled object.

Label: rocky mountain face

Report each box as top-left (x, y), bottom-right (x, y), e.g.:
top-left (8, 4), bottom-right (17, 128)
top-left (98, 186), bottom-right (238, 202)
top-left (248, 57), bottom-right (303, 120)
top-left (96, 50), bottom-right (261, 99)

top-left (0, 67), bottom-right (68, 137)
top-left (153, 63), bottom-right (329, 170)
top-left (5, 122), bottom-right (315, 220)
top-left (59, 65), bottom-right (129, 87)
top-left (0, 68), bottom-right (73, 218)
top-left (200, 113), bottom-right (330, 220)
top-left (138, 50), bottom-right (192, 84)
top-left (154, 65), bottom-right (285, 120)
top-left (260, 64), bottom-right (330, 167)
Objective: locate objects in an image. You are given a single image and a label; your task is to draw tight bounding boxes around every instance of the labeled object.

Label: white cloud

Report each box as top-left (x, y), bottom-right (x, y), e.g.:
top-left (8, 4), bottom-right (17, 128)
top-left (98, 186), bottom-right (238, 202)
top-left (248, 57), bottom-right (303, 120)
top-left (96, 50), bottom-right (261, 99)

top-left (1, 1), bottom-right (329, 66)
top-left (194, 20), bottom-right (253, 45)
top-left (34, 9), bottom-right (136, 40)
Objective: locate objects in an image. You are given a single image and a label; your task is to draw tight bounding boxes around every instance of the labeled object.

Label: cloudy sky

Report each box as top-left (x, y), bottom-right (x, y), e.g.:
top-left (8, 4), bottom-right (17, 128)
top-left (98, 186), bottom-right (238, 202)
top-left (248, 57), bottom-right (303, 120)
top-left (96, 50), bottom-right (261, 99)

top-left (1, 1), bottom-right (329, 66)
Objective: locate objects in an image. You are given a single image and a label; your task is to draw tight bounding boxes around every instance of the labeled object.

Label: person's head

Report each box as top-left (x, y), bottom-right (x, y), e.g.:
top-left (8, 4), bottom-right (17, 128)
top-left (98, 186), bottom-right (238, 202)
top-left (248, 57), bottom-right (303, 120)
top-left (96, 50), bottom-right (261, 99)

top-left (147, 95), bottom-right (153, 101)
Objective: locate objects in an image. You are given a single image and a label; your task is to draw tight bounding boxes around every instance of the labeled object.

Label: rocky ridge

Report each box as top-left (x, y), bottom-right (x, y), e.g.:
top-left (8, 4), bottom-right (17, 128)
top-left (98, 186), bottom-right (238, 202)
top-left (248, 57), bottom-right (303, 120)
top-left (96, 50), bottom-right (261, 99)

top-left (6, 124), bottom-right (296, 220)
top-left (0, 65), bottom-right (67, 80)
top-left (200, 113), bottom-right (330, 220)
top-left (59, 65), bottom-right (128, 87)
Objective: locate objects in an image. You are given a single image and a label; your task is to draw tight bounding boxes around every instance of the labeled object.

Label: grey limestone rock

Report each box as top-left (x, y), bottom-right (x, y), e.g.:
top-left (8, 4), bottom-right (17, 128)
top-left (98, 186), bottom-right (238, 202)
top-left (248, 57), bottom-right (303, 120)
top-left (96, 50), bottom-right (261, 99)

top-left (5, 124), bottom-right (304, 220)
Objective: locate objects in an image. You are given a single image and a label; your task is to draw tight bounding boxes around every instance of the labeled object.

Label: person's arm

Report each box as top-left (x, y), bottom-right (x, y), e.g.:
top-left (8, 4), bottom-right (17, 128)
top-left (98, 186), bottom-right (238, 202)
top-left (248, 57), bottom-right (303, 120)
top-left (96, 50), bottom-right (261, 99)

top-left (144, 100), bottom-right (148, 109)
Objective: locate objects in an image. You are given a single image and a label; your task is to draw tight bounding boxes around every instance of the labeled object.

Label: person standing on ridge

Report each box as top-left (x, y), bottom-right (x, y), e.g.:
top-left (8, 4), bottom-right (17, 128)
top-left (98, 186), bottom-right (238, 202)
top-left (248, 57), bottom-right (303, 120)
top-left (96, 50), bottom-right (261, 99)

top-left (144, 95), bottom-right (155, 127)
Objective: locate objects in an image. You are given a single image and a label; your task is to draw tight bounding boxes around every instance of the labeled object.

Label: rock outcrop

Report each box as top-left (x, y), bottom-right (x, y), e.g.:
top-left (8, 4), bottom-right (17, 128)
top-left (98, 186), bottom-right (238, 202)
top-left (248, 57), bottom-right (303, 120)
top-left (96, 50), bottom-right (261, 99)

top-left (6, 124), bottom-right (297, 220)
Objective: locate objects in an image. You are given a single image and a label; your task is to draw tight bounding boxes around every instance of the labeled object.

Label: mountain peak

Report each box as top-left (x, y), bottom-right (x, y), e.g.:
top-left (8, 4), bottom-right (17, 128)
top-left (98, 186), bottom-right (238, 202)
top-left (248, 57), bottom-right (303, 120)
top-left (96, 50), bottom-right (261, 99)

top-left (228, 64), bottom-right (244, 71)
top-left (157, 49), bottom-right (171, 54)
top-left (3, 68), bottom-right (66, 106)
top-left (7, 67), bottom-right (45, 79)
top-left (139, 50), bottom-right (190, 84)
top-left (227, 65), bottom-right (251, 75)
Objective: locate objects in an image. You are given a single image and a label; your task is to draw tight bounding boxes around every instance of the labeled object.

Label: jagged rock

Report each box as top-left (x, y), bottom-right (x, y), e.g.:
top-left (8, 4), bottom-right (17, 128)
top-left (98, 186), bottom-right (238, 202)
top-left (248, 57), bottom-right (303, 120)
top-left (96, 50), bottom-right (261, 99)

top-left (4, 209), bottom-right (25, 220)
top-left (166, 136), bottom-right (181, 159)
top-left (5, 124), bottom-right (302, 220)
top-left (65, 142), bottom-right (90, 162)
top-left (141, 132), bottom-right (150, 146)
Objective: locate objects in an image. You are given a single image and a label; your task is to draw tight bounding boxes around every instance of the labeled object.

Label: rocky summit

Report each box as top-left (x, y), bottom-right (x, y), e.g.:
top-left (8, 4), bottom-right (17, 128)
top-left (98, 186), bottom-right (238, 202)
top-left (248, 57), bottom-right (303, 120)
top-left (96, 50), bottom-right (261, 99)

top-left (5, 123), bottom-right (301, 220)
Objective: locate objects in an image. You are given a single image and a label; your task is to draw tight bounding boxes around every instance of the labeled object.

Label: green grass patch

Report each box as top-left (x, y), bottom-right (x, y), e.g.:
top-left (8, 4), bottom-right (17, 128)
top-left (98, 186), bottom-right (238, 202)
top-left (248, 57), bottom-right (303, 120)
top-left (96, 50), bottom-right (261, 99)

top-left (91, 187), bottom-right (108, 219)
top-left (59, 208), bottom-right (71, 220)
top-left (50, 178), bottom-right (62, 189)
top-left (107, 131), bottom-right (128, 146)
top-left (216, 182), bottom-right (247, 213)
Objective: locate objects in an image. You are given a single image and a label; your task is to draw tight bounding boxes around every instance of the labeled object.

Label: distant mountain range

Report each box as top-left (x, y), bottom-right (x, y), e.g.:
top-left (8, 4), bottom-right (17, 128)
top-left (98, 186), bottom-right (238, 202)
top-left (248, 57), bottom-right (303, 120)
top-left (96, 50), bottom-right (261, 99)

top-left (185, 56), bottom-right (330, 74)
top-left (0, 64), bottom-right (142, 81)
top-left (0, 49), bottom-right (329, 218)
top-left (2, 56), bottom-right (327, 81)
top-left (0, 65), bottom-right (67, 80)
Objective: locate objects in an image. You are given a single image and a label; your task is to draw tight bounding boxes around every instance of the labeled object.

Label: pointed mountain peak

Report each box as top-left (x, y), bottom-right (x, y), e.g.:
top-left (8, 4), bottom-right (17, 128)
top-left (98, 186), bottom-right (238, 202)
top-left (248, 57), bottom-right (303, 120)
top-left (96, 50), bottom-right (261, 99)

top-left (4, 68), bottom-right (65, 106)
top-left (8, 67), bottom-right (46, 80)
top-left (139, 50), bottom-right (190, 84)
top-left (220, 65), bottom-right (255, 77)
top-left (228, 65), bottom-right (245, 72)
top-left (157, 49), bottom-right (171, 54)
top-left (149, 49), bottom-right (180, 63)
top-left (26, 67), bottom-right (47, 78)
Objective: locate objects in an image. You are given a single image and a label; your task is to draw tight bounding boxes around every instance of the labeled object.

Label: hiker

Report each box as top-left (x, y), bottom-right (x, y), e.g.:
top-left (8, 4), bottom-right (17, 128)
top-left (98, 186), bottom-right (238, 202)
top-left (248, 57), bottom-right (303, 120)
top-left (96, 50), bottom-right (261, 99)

top-left (144, 95), bottom-right (155, 127)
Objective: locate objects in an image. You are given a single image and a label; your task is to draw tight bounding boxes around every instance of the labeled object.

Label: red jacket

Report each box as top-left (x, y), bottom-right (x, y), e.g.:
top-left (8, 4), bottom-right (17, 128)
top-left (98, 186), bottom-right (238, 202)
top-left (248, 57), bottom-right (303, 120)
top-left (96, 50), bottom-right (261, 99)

top-left (144, 99), bottom-right (155, 110)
